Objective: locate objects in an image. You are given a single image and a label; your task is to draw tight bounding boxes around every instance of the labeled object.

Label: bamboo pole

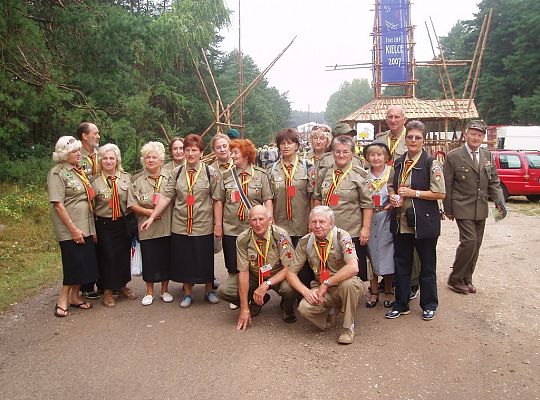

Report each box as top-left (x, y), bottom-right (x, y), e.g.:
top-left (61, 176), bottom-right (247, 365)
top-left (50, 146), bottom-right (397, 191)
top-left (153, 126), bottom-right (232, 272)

top-left (199, 36), bottom-right (297, 139)
top-left (468, 9), bottom-right (492, 111)
top-left (430, 17), bottom-right (458, 111)
top-left (238, 0), bottom-right (244, 137)
top-left (189, 49), bottom-right (215, 115)
top-left (200, 48), bottom-right (226, 118)
top-left (463, 14), bottom-right (487, 98)
top-left (425, 21), bottom-right (447, 99)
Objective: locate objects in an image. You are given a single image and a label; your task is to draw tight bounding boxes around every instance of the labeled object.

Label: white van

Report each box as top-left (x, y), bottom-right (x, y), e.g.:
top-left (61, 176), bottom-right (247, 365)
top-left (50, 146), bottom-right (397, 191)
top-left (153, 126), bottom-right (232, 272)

top-left (496, 126), bottom-right (540, 150)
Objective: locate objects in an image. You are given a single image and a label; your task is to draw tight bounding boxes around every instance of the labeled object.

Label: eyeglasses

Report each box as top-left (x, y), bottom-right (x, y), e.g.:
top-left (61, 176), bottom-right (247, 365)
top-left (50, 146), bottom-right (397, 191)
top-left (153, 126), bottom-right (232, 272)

top-left (406, 135), bottom-right (424, 141)
top-left (333, 150), bottom-right (352, 156)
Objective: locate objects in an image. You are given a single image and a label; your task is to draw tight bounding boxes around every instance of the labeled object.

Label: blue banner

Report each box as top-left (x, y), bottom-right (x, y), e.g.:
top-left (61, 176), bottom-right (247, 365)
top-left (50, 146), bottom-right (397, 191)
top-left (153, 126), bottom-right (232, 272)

top-left (380, 0), bottom-right (409, 83)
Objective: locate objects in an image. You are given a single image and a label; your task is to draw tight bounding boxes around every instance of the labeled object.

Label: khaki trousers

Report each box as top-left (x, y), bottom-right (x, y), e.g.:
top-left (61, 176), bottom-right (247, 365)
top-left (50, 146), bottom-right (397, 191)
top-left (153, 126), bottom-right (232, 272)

top-left (297, 276), bottom-right (363, 331)
top-left (449, 219), bottom-right (486, 285)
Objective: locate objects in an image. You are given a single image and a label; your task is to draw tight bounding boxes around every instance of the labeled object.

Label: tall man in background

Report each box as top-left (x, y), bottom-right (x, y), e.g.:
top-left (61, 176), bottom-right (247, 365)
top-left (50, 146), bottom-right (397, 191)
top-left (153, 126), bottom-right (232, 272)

top-left (444, 120), bottom-right (506, 294)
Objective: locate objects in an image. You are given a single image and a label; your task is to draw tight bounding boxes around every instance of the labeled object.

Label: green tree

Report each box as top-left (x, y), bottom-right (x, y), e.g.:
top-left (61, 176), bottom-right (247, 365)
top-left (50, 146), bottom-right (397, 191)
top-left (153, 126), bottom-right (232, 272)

top-left (325, 79), bottom-right (373, 125)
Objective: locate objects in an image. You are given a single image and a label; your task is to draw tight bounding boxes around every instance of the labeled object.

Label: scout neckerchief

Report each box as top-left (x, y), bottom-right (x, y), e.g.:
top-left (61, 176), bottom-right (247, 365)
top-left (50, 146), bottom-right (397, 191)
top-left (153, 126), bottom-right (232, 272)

top-left (86, 153), bottom-right (97, 177)
top-left (220, 159), bottom-right (233, 174)
top-left (313, 228), bottom-right (333, 284)
top-left (370, 166), bottom-right (391, 192)
top-left (252, 227), bottom-right (272, 285)
top-left (104, 174), bottom-right (121, 220)
top-left (281, 155), bottom-right (299, 220)
top-left (185, 162), bottom-right (203, 234)
top-left (400, 153), bottom-right (421, 186)
top-left (73, 166), bottom-right (94, 212)
top-left (324, 163), bottom-right (353, 206)
top-left (387, 128), bottom-right (406, 160)
top-left (235, 165), bottom-right (254, 221)
top-left (146, 173), bottom-right (163, 206)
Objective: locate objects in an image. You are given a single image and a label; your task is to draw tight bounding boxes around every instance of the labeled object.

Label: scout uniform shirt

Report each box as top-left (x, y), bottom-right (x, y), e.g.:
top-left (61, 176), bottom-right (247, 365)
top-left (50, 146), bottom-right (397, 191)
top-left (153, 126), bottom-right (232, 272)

top-left (397, 151), bottom-right (445, 234)
top-left (269, 156), bottom-right (316, 237)
top-left (314, 163), bottom-right (374, 238)
top-left (221, 164), bottom-right (273, 236)
top-left (211, 159), bottom-right (234, 176)
top-left (163, 160), bottom-right (182, 171)
top-left (92, 171), bottom-right (131, 218)
top-left (48, 162), bottom-right (96, 241)
top-left (236, 224), bottom-right (293, 280)
top-left (163, 163), bottom-right (222, 236)
top-left (127, 168), bottom-right (173, 241)
top-left (80, 147), bottom-right (98, 182)
top-left (289, 227), bottom-right (357, 281)
top-left (375, 128), bottom-right (408, 161)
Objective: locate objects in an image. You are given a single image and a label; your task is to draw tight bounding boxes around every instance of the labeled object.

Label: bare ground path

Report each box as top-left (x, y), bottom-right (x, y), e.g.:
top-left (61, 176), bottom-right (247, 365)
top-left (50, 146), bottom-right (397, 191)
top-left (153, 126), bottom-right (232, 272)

top-left (1, 201), bottom-right (539, 400)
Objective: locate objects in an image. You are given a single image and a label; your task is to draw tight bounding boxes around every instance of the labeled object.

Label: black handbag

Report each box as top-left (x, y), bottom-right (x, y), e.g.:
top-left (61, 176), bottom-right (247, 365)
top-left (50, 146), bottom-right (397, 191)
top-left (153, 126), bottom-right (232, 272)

top-left (405, 207), bottom-right (416, 228)
top-left (121, 208), bottom-right (139, 241)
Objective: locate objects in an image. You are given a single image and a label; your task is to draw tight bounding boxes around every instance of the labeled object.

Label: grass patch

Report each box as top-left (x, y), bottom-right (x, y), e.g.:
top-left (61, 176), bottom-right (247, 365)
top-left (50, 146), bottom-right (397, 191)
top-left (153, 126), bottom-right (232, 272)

top-left (0, 183), bottom-right (61, 311)
top-left (506, 197), bottom-right (540, 217)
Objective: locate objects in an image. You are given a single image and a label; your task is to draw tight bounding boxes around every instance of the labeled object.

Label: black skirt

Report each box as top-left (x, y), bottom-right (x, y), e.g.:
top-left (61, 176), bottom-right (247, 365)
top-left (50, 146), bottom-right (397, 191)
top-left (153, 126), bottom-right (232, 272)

top-left (95, 217), bottom-right (131, 290)
top-left (59, 236), bottom-right (99, 286)
top-left (170, 233), bottom-right (214, 284)
top-left (140, 236), bottom-right (171, 283)
top-left (222, 235), bottom-right (238, 274)
top-left (352, 237), bottom-right (368, 282)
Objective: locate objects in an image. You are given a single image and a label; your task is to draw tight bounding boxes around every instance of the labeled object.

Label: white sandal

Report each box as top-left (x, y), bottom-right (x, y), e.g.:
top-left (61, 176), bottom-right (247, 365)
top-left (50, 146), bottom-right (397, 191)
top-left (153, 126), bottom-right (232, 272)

top-left (141, 294), bottom-right (153, 306)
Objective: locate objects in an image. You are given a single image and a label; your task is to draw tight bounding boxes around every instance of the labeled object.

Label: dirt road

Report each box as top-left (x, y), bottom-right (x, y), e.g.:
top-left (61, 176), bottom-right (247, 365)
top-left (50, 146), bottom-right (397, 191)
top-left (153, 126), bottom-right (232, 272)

top-left (1, 200), bottom-right (538, 400)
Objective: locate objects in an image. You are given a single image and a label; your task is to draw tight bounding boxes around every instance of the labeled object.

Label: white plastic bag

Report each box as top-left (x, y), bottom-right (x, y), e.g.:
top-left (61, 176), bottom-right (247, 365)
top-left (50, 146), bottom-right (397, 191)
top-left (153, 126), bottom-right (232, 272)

top-left (130, 239), bottom-right (142, 276)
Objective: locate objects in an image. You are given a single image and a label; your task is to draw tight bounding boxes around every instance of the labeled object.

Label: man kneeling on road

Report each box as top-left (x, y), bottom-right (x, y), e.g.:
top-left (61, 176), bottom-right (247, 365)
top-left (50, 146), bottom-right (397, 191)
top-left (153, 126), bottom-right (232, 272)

top-left (287, 206), bottom-right (363, 344)
top-left (217, 205), bottom-right (297, 330)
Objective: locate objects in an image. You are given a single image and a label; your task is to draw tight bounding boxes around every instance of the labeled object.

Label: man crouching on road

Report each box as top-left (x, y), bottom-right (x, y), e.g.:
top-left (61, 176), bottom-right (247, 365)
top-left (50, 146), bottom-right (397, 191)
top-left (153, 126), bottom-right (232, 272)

top-left (217, 205), bottom-right (297, 330)
top-left (286, 206), bottom-right (363, 344)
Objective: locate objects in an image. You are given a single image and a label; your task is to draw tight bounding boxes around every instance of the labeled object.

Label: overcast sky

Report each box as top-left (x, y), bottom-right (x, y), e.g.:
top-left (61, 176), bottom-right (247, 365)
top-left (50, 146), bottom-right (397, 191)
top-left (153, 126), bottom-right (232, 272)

top-left (218, 0), bottom-right (481, 112)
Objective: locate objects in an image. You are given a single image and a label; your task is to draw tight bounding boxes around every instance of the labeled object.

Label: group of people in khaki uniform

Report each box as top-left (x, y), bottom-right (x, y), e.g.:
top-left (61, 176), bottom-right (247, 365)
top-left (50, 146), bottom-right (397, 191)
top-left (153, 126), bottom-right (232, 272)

top-left (47, 107), bottom-right (505, 345)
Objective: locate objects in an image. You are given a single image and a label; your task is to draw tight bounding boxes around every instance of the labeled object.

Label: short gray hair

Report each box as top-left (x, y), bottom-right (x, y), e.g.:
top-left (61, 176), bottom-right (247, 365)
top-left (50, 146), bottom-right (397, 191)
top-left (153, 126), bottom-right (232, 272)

top-left (309, 205), bottom-right (335, 225)
top-left (331, 135), bottom-right (355, 152)
top-left (52, 136), bottom-right (82, 163)
top-left (406, 120), bottom-right (426, 138)
top-left (211, 133), bottom-right (230, 150)
top-left (140, 141), bottom-right (165, 164)
top-left (97, 143), bottom-right (124, 173)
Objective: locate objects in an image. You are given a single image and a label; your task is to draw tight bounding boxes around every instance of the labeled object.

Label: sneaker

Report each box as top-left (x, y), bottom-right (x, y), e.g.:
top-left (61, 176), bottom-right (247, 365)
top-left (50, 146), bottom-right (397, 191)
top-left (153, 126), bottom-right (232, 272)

top-left (409, 287), bottom-right (419, 300)
top-left (385, 309), bottom-right (410, 319)
top-left (229, 302), bottom-right (239, 310)
top-left (337, 329), bottom-right (355, 345)
top-left (422, 310), bottom-right (435, 321)
top-left (212, 278), bottom-right (219, 290)
top-left (205, 290), bottom-right (219, 304)
top-left (180, 295), bottom-right (192, 308)
top-left (82, 291), bottom-right (101, 300)
top-left (160, 292), bottom-right (173, 303)
top-left (141, 294), bottom-right (153, 306)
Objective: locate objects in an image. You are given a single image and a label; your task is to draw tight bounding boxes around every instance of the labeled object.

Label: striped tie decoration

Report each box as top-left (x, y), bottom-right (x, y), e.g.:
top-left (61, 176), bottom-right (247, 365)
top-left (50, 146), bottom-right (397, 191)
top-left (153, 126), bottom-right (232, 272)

top-left (107, 176), bottom-right (121, 220)
top-left (237, 171), bottom-right (249, 221)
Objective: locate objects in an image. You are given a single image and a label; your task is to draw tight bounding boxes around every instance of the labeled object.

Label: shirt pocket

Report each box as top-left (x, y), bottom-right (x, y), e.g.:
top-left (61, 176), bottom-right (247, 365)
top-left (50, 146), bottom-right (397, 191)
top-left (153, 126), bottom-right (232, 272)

top-left (457, 166), bottom-right (472, 182)
top-left (248, 180), bottom-right (263, 199)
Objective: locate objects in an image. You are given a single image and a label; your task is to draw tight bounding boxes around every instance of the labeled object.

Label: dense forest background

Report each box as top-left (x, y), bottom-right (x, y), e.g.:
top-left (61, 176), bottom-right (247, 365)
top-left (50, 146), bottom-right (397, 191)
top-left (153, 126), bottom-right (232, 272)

top-left (1, 0), bottom-right (539, 180)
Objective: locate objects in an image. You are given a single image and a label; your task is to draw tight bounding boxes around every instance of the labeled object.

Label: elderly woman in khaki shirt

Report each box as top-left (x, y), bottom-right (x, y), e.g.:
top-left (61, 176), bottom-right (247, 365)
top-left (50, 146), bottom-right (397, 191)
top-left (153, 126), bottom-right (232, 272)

top-left (163, 137), bottom-right (184, 171)
top-left (92, 143), bottom-right (137, 308)
top-left (48, 136), bottom-right (99, 317)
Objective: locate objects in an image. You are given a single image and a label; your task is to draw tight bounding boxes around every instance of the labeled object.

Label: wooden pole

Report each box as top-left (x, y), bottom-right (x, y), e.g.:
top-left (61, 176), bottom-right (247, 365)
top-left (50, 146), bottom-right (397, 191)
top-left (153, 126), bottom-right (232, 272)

top-left (425, 21), bottom-right (447, 99)
top-left (463, 14), bottom-right (487, 98)
top-left (373, 0), bottom-right (381, 98)
top-left (189, 49), bottom-right (215, 115)
top-left (430, 17), bottom-right (458, 111)
top-left (238, 0), bottom-right (244, 137)
top-left (468, 9), bottom-right (492, 111)
top-left (201, 48), bottom-right (226, 118)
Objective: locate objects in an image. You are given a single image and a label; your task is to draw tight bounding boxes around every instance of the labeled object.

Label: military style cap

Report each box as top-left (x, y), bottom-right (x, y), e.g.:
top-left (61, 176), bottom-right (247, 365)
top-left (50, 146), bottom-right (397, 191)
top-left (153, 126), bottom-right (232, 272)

top-left (466, 120), bottom-right (488, 134)
top-left (331, 123), bottom-right (357, 137)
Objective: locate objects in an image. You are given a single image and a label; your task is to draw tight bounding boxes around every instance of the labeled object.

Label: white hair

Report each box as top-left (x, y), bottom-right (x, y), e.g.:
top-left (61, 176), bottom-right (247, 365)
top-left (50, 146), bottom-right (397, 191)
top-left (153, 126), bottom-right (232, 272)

top-left (309, 205), bottom-right (335, 225)
top-left (52, 136), bottom-right (82, 163)
top-left (97, 143), bottom-right (124, 173)
top-left (140, 141), bottom-right (165, 164)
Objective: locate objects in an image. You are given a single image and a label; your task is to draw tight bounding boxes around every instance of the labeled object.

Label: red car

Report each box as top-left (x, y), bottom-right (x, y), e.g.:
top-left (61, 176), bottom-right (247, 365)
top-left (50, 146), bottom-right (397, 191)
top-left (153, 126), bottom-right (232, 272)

top-left (492, 150), bottom-right (540, 202)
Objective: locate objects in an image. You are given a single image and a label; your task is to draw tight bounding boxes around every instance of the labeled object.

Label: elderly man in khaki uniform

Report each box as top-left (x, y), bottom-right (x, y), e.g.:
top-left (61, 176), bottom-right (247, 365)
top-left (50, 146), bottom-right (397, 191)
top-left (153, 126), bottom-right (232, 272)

top-left (444, 120), bottom-right (506, 294)
top-left (217, 205), bottom-right (297, 330)
top-left (76, 121), bottom-right (101, 298)
top-left (287, 206), bottom-right (363, 344)
top-left (375, 105), bottom-right (408, 161)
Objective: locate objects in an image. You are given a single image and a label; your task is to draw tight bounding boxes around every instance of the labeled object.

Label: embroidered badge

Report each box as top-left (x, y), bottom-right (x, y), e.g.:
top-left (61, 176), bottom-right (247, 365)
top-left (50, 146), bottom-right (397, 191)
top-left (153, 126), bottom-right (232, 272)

top-left (342, 236), bottom-right (354, 254)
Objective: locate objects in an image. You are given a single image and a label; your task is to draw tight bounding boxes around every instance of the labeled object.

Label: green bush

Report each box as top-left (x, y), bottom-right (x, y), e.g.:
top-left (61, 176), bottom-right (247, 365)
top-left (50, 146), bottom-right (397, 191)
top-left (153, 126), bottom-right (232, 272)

top-left (0, 156), bottom-right (52, 186)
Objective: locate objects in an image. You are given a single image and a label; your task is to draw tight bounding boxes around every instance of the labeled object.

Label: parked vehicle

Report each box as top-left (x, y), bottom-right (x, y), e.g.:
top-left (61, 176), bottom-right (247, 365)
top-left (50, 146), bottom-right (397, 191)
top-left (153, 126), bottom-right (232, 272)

top-left (492, 150), bottom-right (540, 202)
top-left (496, 126), bottom-right (540, 150)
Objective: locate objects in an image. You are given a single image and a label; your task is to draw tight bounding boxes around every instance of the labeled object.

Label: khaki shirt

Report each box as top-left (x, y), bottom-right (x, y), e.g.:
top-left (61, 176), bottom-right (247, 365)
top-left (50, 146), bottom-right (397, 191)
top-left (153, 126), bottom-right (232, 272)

top-left (163, 160), bottom-right (182, 171)
top-left (127, 168), bottom-right (173, 240)
top-left (289, 228), bottom-right (357, 280)
top-left (163, 163), bottom-right (222, 236)
top-left (314, 163), bottom-right (374, 237)
top-left (269, 158), bottom-right (315, 237)
top-left (92, 171), bottom-right (131, 218)
top-left (221, 164), bottom-right (273, 236)
top-left (80, 147), bottom-right (98, 182)
top-left (398, 151), bottom-right (446, 234)
top-left (47, 162), bottom-right (96, 241)
top-left (211, 159), bottom-right (234, 177)
top-left (236, 225), bottom-right (293, 278)
top-left (375, 129), bottom-right (408, 162)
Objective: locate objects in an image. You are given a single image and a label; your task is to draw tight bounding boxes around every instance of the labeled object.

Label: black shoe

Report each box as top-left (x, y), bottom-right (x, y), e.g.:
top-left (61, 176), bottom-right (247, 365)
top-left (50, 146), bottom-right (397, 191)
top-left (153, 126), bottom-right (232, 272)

top-left (365, 293), bottom-right (379, 308)
top-left (409, 287), bottom-right (419, 300)
top-left (82, 291), bottom-right (101, 300)
top-left (249, 294), bottom-right (270, 317)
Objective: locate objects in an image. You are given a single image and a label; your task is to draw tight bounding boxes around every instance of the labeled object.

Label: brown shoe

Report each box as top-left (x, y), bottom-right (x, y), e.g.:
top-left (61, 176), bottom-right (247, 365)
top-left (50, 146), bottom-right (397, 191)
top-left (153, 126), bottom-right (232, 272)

top-left (338, 329), bottom-right (354, 345)
top-left (468, 284), bottom-right (477, 294)
top-left (103, 292), bottom-right (116, 308)
top-left (448, 282), bottom-right (469, 294)
top-left (120, 286), bottom-right (137, 300)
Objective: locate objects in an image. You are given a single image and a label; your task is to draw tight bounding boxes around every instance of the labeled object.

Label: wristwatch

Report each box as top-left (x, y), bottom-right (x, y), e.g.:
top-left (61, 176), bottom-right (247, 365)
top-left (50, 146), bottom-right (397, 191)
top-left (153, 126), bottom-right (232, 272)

top-left (415, 190), bottom-right (421, 198)
top-left (265, 280), bottom-right (272, 288)
top-left (322, 279), bottom-right (331, 287)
